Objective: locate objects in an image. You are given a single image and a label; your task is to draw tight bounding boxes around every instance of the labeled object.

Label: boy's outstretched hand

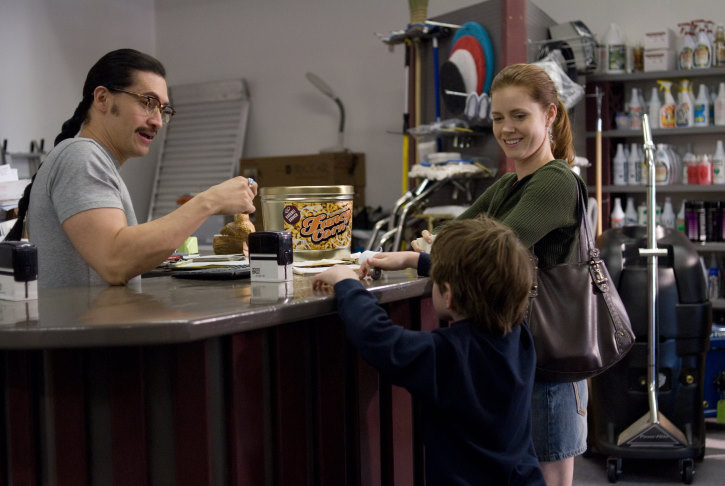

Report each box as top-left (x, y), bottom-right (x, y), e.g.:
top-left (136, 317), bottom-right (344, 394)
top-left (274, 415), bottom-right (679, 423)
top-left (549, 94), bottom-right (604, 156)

top-left (313, 265), bottom-right (360, 289)
top-left (358, 251), bottom-right (420, 279)
top-left (411, 230), bottom-right (435, 252)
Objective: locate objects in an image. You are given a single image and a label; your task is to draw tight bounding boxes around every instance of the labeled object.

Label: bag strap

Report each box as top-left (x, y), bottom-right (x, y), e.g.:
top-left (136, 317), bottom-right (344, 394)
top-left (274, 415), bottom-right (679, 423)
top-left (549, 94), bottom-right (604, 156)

top-left (574, 182), bottom-right (610, 293)
top-left (530, 181), bottom-right (610, 297)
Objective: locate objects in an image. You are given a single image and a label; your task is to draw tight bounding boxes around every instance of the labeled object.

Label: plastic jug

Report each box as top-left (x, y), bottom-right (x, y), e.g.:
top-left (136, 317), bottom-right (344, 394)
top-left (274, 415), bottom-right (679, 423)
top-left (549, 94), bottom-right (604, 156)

top-left (603, 23), bottom-right (627, 73)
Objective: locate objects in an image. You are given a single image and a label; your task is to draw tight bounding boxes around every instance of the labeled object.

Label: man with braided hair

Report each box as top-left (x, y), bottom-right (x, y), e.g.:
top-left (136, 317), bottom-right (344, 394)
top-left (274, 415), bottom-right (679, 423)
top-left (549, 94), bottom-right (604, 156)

top-left (8, 49), bottom-right (257, 287)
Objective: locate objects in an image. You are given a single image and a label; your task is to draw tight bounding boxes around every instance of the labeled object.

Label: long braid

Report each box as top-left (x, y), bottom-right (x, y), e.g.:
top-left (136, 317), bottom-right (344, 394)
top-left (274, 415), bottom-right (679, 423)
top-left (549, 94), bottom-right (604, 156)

top-left (5, 48), bottom-right (165, 242)
top-left (54, 97), bottom-right (93, 145)
top-left (5, 98), bottom-right (92, 241)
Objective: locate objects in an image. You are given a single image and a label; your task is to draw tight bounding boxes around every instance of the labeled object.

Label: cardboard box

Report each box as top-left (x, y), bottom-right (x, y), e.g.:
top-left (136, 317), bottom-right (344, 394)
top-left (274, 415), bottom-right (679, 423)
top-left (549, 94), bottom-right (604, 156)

top-left (240, 153), bottom-right (365, 230)
top-left (644, 49), bottom-right (676, 72)
top-left (644, 28), bottom-right (675, 50)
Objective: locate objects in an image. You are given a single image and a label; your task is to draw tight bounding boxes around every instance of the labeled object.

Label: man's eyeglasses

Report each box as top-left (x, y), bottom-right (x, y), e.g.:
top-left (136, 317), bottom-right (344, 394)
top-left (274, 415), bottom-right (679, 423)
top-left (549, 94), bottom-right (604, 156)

top-left (108, 87), bottom-right (176, 124)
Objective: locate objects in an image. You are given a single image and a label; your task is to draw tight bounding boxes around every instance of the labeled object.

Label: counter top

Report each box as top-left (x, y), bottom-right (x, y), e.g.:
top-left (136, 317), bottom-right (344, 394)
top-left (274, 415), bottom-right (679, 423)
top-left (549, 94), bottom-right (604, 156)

top-left (0, 270), bottom-right (430, 349)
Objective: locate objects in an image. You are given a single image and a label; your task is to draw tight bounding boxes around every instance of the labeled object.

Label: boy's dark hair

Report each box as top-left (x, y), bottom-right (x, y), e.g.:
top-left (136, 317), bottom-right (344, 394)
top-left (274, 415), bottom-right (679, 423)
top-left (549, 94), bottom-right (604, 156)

top-left (430, 216), bottom-right (533, 334)
top-left (6, 48), bottom-right (166, 242)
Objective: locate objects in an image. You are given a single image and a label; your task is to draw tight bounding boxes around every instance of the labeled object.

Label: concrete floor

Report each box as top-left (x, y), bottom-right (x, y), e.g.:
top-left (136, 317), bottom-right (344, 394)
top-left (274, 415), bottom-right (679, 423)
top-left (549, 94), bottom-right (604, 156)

top-left (574, 419), bottom-right (725, 485)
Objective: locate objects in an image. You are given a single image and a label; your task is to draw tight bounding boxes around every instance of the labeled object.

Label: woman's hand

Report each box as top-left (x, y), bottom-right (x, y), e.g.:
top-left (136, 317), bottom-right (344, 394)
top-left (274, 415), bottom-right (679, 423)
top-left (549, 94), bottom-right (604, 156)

top-left (358, 251), bottom-right (420, 279)
top-left (411, 230), bottom-right (435, 253)
top-left (313, 265), bottom-right (359, 289)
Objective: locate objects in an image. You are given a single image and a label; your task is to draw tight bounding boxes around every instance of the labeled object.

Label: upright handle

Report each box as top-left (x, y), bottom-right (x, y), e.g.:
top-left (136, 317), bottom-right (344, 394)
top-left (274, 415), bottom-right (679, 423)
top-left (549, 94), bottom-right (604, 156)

top-left (595, 129), bottom-right (603, 237)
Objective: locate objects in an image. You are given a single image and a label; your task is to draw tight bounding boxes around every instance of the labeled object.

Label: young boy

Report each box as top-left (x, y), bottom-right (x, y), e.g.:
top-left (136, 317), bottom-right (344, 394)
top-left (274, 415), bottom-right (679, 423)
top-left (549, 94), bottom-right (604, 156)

top-left (312, 216), bottom-right (544, 485)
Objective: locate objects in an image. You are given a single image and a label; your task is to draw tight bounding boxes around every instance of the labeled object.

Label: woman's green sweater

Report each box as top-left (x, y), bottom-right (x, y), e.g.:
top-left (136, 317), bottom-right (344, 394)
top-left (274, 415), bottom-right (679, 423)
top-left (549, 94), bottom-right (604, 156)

top-left (455, 159), bottom-right (587, 268)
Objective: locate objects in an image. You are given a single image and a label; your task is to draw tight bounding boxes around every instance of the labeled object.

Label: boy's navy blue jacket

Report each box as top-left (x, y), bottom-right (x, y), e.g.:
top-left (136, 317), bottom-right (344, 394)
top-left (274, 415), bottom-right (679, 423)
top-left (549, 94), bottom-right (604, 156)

top-left (332, 254), bottom-right (544, 485)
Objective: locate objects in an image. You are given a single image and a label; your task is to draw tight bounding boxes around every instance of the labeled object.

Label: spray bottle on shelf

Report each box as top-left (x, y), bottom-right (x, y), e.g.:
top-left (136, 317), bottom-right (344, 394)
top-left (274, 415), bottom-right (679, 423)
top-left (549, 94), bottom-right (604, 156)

top-left (611, 197), bottom-right (625, 228)
top-left (612, 143), bottom-right (627, 185)
top-left (647, 86), bottom-right (661, 129)
top-left (676, 79), bottom-right (694, 128)
top-left (694, 20), bottom-right (713, 68)
top-left (699, 154), bottom-right (713, 185)
top-left (715, 82), bottom-right (725, 126)
top-left (684, 144), bottom-right (697, 184)
top-left (624, 196), bottom-right (638, 225)
top-left (678, 22), bottom-right (696, 70)
top-left (694, 84), bottom-right (710, 127)
top-left (658, 80), bottom-right (676, 128)
top-left (713, 140), bottom-right (725, 184)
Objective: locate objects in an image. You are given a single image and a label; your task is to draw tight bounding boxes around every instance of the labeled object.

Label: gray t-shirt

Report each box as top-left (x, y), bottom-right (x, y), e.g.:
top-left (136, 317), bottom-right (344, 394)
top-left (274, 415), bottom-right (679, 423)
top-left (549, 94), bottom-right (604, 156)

top-left (28, 138), bottom-right (138, 288)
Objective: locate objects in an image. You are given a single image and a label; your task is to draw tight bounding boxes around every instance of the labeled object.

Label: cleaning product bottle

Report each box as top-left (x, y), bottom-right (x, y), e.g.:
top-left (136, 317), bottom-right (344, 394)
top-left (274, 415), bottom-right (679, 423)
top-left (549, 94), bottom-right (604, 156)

top-left (611, 197), bottom-right (625, 228)
top-left (668, 145), bottom-right (682, 184)
top-left (603, 23), bottom-right (627, 73)
top-left (694, 20), bottom-right (713, 68)
top-left (683, 144), bottom-right (696, 184)
top-left (716, 82), bottom-right (725, 126)
top-left (677, 200), bottom-right (687, 232)
top-left (629, 87), bottom-right (643, 129)
top-left (678, 22), bottom-right (696, 70)
top-left (708, 20), bottom-right (716, 45)
top-left (694, 84), bottom-right (710, 127)
top-left (647, 86), bottom-right (661, 129)
top-left (685, 201), bottom-right (699, 240)
top-left (658, 80), bottom-right (676, 128)
top-left (676, 79), bottom-right (694, 128)
top-left (713, 140), bottom-right (725, 184)
top-left (627, 142), bottom-right (640, 185)
top-left (699, 154), bottom-right (713, 185)
top-left (655, 143), bottom-right (672, 184)
top-left (711, 84), bottom-right (718, 125)
top-left (661, 196), bottom-right (676, 228)
top-left (687, 80), bottom-right (697, 125)
top-left (612, 143), bottom-right (627, 185)
top-left (716, 24), bottom-right (725, 66)
top-left (639, 143), bottom-right (648, 185)
top-left (624, 196), bottom-right (638, 225)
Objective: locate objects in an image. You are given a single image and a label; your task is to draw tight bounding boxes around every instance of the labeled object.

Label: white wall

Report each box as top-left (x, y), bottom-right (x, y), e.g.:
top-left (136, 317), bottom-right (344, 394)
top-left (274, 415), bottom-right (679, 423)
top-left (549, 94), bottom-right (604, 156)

top-left (534, 0), bottom-right (725, 47)
top-left (2, 0), bottom-right (725, 218)
top-left (153, 0), bottom-right (480, 215)
top-left (0, 0), bottom-right (157, 215)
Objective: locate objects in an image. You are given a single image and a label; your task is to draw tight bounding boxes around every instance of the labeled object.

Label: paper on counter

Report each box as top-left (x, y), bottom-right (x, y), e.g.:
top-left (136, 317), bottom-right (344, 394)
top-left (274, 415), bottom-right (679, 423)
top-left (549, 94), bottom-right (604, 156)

top-left (293, 264), bottom-right (359, 275)
top-left (292, 258), bottom-right (359, 275)
top-left (169, 254), bottom-right (248, 269)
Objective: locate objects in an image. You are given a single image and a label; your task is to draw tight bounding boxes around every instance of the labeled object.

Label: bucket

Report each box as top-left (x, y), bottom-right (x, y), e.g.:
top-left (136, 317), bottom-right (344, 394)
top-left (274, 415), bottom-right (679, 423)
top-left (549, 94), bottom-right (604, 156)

top-left (260, 185), bottom-right (354, 261)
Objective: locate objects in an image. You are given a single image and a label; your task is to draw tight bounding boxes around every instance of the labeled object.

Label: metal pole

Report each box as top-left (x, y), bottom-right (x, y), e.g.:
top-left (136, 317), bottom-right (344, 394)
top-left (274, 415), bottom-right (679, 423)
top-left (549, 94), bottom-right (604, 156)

top-left (640, 114), bottom-right (667, 423)
top-left (595, 87), bottom-right (604, 237)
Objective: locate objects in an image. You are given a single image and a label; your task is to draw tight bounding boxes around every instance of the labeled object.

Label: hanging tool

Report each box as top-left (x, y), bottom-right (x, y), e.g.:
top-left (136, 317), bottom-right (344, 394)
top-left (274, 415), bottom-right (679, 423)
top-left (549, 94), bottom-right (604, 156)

top-left (432, 36), bottom-right (442, 152)
top-left (616, 113), bottom-right (687, 449)
top-left (594, 86), bottom-right (603, 237)
top-left (402, 40), bottom-right (411, 195)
